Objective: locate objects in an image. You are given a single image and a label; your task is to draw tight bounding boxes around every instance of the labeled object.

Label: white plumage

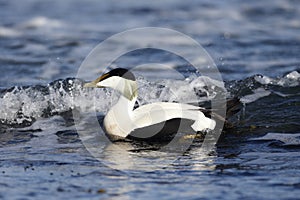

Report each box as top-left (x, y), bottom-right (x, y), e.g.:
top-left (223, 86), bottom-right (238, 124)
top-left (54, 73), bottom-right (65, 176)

top-left (84, 68), bottom-right (216, 140)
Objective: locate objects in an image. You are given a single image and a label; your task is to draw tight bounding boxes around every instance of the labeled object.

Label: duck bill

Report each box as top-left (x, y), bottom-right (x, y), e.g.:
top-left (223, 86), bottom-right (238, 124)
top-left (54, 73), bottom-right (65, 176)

top-left (84, 73), bottom-right (110, 88)
top-left (83, 81), bottom-right (98, 88)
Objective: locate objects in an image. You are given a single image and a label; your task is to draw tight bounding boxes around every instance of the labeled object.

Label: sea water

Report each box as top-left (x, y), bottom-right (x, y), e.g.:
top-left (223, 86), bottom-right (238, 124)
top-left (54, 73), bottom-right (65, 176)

top-left (0, 0), bottom-right (300, 199)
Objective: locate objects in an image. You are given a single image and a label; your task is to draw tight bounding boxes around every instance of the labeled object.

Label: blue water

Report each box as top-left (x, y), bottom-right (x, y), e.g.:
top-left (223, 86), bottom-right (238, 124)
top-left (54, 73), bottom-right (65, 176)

top-left (0, 0), bottom-right (300, 199)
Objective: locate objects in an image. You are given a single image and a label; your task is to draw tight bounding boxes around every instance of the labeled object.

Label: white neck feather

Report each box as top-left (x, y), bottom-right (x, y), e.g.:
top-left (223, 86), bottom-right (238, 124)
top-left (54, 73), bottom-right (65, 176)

top-left (101, 76), bottom-right (138, 138)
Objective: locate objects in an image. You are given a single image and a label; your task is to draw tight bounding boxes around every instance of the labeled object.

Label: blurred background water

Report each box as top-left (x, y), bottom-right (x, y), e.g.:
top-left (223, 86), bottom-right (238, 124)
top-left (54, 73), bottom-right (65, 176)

top-left (0, 0), bottom-right (299, 199)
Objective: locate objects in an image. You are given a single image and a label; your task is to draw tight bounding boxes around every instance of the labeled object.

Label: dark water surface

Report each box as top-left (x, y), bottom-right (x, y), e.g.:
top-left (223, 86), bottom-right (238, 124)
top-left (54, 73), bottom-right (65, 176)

top-left (0, 0), bottom-right (300, 199)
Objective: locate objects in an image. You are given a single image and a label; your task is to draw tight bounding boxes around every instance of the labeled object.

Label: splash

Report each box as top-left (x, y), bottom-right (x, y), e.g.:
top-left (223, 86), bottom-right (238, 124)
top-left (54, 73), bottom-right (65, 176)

top-left (254, 71), bottom-right (300, 87)
top-left (0, 78), bottom-right (108, 126)
top-left (0, 74), bottom-right (226, 127)
top-left (226, 71), bottom-right (300, 99)
top-left (0, 71), bottom-right (298, 128)
top-left (250, 132), bottom-right (300, 146)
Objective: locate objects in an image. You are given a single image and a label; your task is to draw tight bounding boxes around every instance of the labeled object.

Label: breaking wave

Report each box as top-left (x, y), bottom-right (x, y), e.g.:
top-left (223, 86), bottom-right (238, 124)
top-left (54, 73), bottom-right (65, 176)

top-left (0, 71), bottom-right (299, 131)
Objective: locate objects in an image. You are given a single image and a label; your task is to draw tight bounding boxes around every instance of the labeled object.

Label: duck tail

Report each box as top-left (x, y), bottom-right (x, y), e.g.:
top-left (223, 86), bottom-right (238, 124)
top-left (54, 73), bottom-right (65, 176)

top-left (201, 97), bottom-right (241, 129)
top-left (225, 96), bottom-right (242, 118)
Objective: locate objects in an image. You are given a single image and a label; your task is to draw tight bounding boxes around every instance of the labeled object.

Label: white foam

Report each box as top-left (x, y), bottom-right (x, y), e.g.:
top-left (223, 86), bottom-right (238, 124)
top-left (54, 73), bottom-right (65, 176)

top-left (0, 82), bottom-right (110, 124)
top-left (1, 73), bottom-right (226, 125)
top-left (255, 71), bottom-right (300, 87)
top-left (0, 26), bottom-right (21, 37)
top-left (191, 76), bottom-right (225, 89)
top-left (254, 75), bottom-right (273, 85)
top-left (285, 71), bottom-right (300, 80)
top-left (250, 132), bottom-right (300, 146)
top-left (240, 88), bottom-right (271, 104)
top-left (21, 16), bottom-right (63, 29)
